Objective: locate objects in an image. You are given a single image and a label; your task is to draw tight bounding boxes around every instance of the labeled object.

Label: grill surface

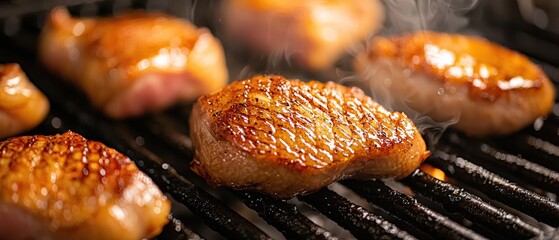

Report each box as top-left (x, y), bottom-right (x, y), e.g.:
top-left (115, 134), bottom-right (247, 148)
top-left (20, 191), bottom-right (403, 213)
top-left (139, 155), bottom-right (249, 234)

top-left (1, 0), bottom-right (559, 239)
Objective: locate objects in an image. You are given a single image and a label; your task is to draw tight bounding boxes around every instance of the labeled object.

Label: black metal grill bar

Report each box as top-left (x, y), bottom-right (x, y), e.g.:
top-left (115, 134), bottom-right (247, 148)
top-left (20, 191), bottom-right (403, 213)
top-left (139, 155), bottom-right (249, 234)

top-left (235, 191), bottom-right (338, 240)
top-left (343, 180), bottom-right (487, 240)
top-left (429, 149), bottom-right (559, 227)
top-left (37, 111), bottom-right (208, 239)
top-left (0, 0), bottom-right (106, 18)
top-left (140, 117), bottom-right (491, 240)
top-left (108, 126), bottom-right (272, 240)
top-left (8, 55), bottom-right (274, 238)
top-left (494, 134), bottom-right (559, 172)
top-left (156, 215), bottom-right (203, 240)
top-left (28, 114), bottom-right (200, 240)
top-left (441, 133), bottom-right (559, 194)
top-left (142, 115), bottom-right (193, 151)
top-left (139, 117), bottom-right (344, 240)
top-left (299, 188), bottom-right (417, 240)
top-left (143, 117), bottom-right (421, 240)
top-left (36, 95), bottom-right (268, 239)
top-left (527, 117), bottom-right (559, 142)
top-left (403, 170), bottom-right (543, 239)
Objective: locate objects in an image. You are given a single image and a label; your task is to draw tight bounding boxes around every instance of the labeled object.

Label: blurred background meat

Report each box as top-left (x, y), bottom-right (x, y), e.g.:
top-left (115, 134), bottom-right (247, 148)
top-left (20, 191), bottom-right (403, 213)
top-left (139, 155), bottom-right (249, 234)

top-left (354, 31), bottom-right (555, 137)
top-left (39, 8), bottom-right (228, 119)
top-left (0, 63), bottom-right (49, 139)
top-left (221, 0), bottom-right (383, 71)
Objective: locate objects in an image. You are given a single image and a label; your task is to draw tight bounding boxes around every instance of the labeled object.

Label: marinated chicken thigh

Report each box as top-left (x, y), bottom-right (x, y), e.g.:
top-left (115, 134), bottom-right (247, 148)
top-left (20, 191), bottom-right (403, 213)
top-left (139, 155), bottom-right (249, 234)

top-left (355, 31), bottom-right (555, 137)
top-left (39, 8), bottom-right (228, 119)
top-left (222, 0), bottom-right (383, 70)
top-left (0, 63), bottom-right (49, 139)
top-left (190, 75), bottom-right (428, 199)
top-left (0, 131), bottom-right (170, 240)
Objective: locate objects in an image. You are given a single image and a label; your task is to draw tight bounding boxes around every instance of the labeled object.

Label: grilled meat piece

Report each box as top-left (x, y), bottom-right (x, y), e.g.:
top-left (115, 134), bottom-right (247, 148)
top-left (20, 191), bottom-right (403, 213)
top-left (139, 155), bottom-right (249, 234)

top-left (190, 75), bottom-right (428, 199)
top-left (354, 31), bottom-right (556, 137)
top-left (0, 131), bottom-right (170, 240)
top-left (0, 63), bottom-right (49, 139)
top-left (39, 8), bottom-right (228, 119)
top-left (221, 0), bottom-right (383, 70)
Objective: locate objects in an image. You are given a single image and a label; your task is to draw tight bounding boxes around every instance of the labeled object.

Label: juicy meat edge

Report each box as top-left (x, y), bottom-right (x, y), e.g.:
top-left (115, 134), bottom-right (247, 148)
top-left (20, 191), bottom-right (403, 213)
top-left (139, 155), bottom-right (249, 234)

top-left (190, 102), bottom-right (428, 199)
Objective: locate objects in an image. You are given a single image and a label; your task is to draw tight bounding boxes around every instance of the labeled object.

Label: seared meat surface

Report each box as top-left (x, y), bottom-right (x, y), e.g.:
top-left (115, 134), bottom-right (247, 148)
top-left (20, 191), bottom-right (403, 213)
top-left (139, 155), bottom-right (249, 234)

top-left (39, 8), bottom-right (228, 119)
top-left (0, 131), bottom-right (170, 240)
top-left (354, 31), bottom-right (556, 137)
top-left (0, 63), bottom-right (49, 139)
top-left (222, 0), bottom-right (383, 70)
top-left (190, 75), bottom-right (428, 199)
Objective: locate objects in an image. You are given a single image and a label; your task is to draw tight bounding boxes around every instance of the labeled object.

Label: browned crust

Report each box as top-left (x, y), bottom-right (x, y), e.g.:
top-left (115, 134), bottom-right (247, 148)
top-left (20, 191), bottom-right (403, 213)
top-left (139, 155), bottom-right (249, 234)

top-left (47, 8), bottom-right (200, 79)
top-left (366, 31), bottom-right (553, 102)
top-left (0, 131), bottom-right (161, 228)
top-left (40, 8), bottom-right (228, 117)
top-left (196, 75), bottom-right (428, 172)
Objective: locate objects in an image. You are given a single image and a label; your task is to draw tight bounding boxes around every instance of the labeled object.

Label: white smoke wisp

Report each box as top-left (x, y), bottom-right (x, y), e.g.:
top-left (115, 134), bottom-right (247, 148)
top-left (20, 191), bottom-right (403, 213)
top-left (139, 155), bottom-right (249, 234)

top-left (344, 0), bottom-right (480, 146)
top-left (382, 0), bottom-right (479, 35)
top-left (354, 57), bottom-right (460, 146)
top-left (545, 226), bottom-right (559, 240)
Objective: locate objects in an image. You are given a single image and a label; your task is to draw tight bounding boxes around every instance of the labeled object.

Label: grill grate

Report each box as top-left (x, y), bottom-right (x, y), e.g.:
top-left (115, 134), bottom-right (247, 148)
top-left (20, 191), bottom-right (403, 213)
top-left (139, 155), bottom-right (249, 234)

top-left (344, 180), bottom-right (487, 240)
top-left (430, 149), bottom-right (559, 227)
top-left (235, 191), bottom-right (337, 240)
top-left (440, 133), bottom-right (559, 194)
top-left (403, 170), bottom-right (543, 239)
top-left (299, 188), bottom-right (415, 240)
top-left (1, 0), bottom-right (559, 239)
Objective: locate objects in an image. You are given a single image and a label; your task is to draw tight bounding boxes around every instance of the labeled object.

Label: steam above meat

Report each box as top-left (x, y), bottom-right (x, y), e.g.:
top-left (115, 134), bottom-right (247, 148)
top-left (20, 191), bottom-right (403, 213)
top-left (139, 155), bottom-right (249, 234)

top-left (190, 75), bottom-right (428, 199)
top-left (0, 131), bottom-right (170, 240)
top-left (39, 8), bottom-right (228, 119)
top-left (221, 0), bottom-right (383, 70)
top-left (354, 31), bottom-right (556, 137)
top-left (0, 63), bottom-right (49, 139)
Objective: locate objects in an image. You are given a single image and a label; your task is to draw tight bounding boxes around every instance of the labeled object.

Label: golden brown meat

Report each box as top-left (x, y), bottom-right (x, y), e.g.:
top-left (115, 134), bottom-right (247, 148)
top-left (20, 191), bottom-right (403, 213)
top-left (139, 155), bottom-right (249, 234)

top-left (39, 8), bottom-right (228, 119)
top-left (0, 63), bottom-right (49, 139)
top-left (190, 75), bottom-right (428, 199)
top-left (354, 31), bottom-right (556, 137)
top-left (0, 131), bottom-right (170, 240)
top-left (222, 0), bottom-right (383, 70)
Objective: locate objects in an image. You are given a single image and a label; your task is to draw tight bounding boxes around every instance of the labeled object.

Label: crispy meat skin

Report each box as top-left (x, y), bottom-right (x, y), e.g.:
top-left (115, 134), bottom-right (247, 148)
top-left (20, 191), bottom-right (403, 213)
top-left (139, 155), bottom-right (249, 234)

top-left (190, 75), bottom-right (428, 198)
top-left (355, 31), bottom-right (556, 137)
top-left (222, 0), bottom-right (383, 70)
top-left (0, 64), bottom-right (49, 139)
top-left (0, 131), bottom-right (170, 240)
top-left (39, 8), bottom-right (228, 119)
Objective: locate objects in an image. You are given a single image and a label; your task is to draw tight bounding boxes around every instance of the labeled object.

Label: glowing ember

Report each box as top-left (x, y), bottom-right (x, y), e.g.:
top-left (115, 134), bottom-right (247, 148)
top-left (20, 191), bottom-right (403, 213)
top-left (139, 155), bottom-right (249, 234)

top-left (420, 164), bottom-right (446, 181)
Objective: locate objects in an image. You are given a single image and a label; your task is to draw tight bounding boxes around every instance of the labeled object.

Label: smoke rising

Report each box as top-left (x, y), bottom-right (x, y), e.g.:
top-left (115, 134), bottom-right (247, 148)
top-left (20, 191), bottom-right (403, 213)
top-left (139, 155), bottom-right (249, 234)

top-left (216, 0), bottom-right (482, 144)
top-left (352, 0), bottom-right (480, 146)
top-left (382, 0), bottom-right (479, 35)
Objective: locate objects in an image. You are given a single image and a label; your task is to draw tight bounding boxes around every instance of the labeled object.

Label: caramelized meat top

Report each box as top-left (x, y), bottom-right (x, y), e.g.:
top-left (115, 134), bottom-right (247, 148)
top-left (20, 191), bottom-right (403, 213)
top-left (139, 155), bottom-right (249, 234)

top-left (368, 31), bottom-right (547, 101)
top-left (49, 9), bottom-right (201, 81)
top-left (0, 131), bottom-right (149, 228)
top-left (198, 75), bottom-right (421, 170)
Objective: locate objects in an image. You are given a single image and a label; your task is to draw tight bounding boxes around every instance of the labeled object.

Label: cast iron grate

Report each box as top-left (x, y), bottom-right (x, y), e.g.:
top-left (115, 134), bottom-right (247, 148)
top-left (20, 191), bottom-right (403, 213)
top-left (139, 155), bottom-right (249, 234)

top-left (0, 0), bottom-right (558, 239)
